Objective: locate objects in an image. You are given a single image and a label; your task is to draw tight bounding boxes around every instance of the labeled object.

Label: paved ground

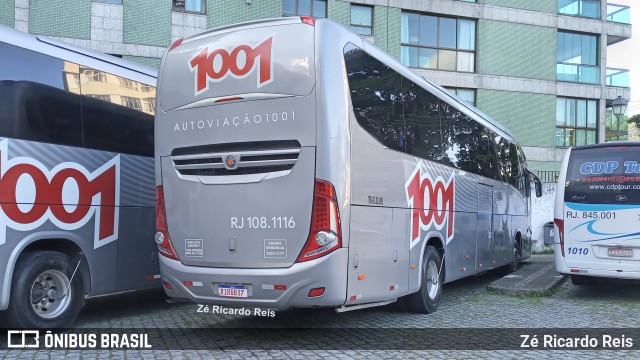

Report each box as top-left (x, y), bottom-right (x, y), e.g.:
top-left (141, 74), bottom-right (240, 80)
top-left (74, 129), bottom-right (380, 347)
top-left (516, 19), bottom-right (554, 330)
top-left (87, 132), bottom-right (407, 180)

top-left (2, 255), bottom-right (640, 359)
top-left (487, 254), bottom-right (567, 295)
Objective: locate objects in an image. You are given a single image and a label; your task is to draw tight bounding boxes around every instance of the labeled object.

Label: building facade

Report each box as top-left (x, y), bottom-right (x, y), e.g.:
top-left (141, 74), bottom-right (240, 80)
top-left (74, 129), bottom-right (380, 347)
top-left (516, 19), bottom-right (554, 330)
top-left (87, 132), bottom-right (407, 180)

top-left (0, 0), bottom-right (632, 172)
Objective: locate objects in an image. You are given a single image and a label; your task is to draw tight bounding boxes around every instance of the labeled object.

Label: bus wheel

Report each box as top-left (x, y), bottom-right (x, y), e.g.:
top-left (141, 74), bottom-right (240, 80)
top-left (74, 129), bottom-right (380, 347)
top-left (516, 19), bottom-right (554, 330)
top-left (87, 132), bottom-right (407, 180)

top-left (507, 239), bottom-right (521, 273)
top-left (5, 251), bottom-right (84, 328)
top-left (406, 246), bottom-right (443, 314)
top-left (570, 275), bottom-right (595, 286)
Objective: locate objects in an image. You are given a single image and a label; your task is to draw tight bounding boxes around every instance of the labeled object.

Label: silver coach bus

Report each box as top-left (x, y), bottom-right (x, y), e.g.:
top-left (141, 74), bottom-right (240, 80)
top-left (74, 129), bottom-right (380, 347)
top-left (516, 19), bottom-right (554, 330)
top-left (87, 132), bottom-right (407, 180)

top-left (155, 17), bottom-right (542, 313)
top-left (0, 26), bottom-right (159, 328)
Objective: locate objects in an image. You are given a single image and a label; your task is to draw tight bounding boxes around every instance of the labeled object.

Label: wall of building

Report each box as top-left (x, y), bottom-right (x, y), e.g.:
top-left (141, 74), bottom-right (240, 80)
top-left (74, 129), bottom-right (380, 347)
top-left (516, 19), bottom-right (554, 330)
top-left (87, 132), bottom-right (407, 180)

top-left (477, 90), bottom-right (556, 147)
top-left (208, 0), bottom-right (281, 28)
top-left (482, 0), bottom-right (556, 13)
top-left (328, 0), bottom-right (350, 26)
top-left (0, 0), bottom-right (14, 27)
top-left (30, 0), bottom-right (91, 38)
top-left (124, 0), bottom-right (171, 47)
top-left (531, 183), bottom-right (556, 252)
top-left (477, 20), bottom-right (556, 81)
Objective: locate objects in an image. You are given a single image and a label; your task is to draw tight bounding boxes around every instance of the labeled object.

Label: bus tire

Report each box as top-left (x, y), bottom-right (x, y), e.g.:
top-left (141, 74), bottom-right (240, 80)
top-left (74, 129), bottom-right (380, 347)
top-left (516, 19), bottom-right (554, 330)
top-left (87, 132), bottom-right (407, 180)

top-left (570, 274), bottom-right (595, 286)
top-left (406, 246), bottom-right (443, 314)
top-left (505, 239), bottom-right (521, 274)
top-left (5, 251), bottom-right (84, 329)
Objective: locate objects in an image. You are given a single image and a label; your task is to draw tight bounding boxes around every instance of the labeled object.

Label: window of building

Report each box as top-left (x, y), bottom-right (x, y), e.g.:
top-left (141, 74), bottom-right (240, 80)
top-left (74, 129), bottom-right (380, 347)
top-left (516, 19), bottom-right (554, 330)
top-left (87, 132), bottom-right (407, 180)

top-left (84, 70), bottom-right (107, 83)
top-left (351, 5), bottom-right (373, 36)
top-left (557, 31), bottom-right (599, 84)
top-left (143, 98), bottom-right (156, 114)
top-left (558, 0), bottom-right (600, 19)
top-left (401, 13), bottom-right (476, 72)
top-left (93, 0), bottom-right (122, 4)
top-left (556, 97), bottom-right (598, 147)
top-left (90, 94), bottom-right (112, 102)
top-left (173, 0), bottom-right (206, 14)
top-left (70, 74), bottom-right (80, 89)
top-left (283, 0), bottom-right (327, 18)
top-left (118, 78), bottom-right (138, 90)
top-left (121, 96), bottom-right (143, 112)
top-left (445, 87), bottom-right (476, 106)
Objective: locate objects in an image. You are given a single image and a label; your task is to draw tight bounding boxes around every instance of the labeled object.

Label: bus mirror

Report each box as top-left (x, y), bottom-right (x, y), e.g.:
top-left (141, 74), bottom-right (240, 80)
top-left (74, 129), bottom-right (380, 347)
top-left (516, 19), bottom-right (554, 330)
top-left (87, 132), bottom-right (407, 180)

top-left (534, 178), bottom-right (542, 197)
top-left (525, 167), bottom-right (543, 198)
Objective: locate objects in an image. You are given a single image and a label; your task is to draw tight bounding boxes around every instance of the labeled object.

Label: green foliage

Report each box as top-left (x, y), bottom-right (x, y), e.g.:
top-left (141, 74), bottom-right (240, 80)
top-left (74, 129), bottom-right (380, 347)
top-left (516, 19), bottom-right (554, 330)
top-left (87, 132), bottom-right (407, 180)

top-left (628, 114), bottom-right (640, 126)
top-left (605, 110), bottom-right (629, 142)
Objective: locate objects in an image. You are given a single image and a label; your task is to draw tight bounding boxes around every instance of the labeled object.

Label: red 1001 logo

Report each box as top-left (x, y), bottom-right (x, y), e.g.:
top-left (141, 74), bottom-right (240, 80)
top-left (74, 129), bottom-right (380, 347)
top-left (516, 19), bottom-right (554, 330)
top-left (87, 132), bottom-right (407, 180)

top-left (405, 161), bottom-right (455, 248)
top-left (0, 140), bottom-right (120, 249)
top-left (189, 37), bottom-right (273, 95)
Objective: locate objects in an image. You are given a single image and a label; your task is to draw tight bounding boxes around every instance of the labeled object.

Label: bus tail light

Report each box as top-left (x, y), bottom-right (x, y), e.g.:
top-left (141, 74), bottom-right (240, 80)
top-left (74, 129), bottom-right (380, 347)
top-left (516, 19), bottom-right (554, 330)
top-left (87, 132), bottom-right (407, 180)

top-left (169, 38), bottom-right (183, 51)
top-left (156, 186), bottom-right (180, 260)
top-left (554, 218), bottom-right (565, 257)
top-left (297, 179), bottom-right (341, 262)
top-left (301, 16), bottom-right (315, 26)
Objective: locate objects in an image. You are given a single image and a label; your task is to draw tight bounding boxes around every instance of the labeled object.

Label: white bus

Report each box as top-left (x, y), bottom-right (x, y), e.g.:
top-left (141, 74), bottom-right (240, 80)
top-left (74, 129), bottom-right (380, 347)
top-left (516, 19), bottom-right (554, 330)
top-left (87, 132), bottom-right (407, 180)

top-left (554, 142), bottom-right (640, 285)
top-left (155, 17), bottom-right (542, 313)
top-left (0, 25), bottom-right (159, 328)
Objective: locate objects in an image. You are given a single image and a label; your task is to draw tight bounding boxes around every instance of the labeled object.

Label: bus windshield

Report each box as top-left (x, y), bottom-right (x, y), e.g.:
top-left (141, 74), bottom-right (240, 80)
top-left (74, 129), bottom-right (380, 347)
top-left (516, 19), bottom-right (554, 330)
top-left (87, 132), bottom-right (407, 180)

top-left (564, 145), bottom-right (640, 205)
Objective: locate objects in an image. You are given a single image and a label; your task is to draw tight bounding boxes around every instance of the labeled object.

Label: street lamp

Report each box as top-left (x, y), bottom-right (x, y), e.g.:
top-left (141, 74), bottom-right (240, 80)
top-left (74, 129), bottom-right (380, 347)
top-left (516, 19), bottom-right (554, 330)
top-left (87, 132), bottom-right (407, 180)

top-left (612, 95), bottom-right (628, 141)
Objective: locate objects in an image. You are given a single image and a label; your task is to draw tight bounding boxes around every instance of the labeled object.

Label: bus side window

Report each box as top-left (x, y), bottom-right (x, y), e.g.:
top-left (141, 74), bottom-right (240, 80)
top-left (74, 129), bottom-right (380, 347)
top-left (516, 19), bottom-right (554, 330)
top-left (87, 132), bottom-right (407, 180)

top-left (403, 81), bottom-right (443, 161)
top-left (14, 82), bottom-right (83, 147)
top-left (82, 96), bottom-right (153, 157)
top-left (0, 81), bottom-right (13, 137)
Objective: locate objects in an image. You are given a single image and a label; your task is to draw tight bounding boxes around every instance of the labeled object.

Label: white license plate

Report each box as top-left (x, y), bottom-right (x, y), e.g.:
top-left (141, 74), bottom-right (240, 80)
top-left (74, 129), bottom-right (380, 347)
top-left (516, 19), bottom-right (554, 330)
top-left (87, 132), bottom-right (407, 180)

top-left (218, 285), bottom-right (248, 298)
top-left (608, 248), bottom-right (633, 258)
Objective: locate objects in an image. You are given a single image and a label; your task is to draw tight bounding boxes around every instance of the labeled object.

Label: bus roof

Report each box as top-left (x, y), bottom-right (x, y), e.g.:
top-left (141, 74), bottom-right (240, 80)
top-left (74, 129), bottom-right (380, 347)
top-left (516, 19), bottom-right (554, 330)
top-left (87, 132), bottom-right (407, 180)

top-left (179, 17), bottom-right (302, 45)
top-left (0, 25), bottom-right (156, 84)
top-left (570, 141), bottom-right (640, 151)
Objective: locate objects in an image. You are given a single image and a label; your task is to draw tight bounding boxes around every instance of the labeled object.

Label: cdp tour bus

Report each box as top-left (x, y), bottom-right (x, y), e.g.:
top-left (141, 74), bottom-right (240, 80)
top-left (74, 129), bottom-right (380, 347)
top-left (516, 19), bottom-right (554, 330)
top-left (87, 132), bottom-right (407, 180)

top-left (0, 25), bottom-right (159, 328)
top-left (554, 142), bottom-right (640, 285)
top-left (155, 17), bottom-right (542, 313)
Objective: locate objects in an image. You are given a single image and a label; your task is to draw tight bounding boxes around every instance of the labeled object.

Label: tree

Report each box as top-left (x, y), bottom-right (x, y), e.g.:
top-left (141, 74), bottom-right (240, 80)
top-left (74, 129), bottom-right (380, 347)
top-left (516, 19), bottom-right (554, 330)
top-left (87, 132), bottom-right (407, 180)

top-left (628, 122), bottom-right (640, 141)
top-left (605, 110), bottom-right (629, 142)
top-left (628, 114), bottom-right (640, 126)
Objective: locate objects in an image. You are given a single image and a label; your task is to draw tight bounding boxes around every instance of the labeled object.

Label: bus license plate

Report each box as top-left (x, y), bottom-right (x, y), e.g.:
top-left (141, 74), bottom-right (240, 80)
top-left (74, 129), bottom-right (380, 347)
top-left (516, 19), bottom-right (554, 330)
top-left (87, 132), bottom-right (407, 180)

top-left (608, 248), bottom-right (633, 258)
top-left (218, 285), bottom-right (248, 298)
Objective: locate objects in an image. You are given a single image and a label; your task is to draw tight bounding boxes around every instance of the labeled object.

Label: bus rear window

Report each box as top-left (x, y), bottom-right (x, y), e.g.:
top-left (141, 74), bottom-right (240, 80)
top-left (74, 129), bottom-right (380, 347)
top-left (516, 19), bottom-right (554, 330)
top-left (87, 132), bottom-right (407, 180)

top-left (565, 146), bottom-right (640, 204)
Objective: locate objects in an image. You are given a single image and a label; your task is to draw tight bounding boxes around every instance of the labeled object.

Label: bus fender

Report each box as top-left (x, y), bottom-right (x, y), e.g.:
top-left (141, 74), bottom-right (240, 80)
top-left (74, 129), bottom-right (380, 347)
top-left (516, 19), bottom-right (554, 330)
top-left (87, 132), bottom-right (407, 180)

top-left (0, 231), bottom-right (91, 311)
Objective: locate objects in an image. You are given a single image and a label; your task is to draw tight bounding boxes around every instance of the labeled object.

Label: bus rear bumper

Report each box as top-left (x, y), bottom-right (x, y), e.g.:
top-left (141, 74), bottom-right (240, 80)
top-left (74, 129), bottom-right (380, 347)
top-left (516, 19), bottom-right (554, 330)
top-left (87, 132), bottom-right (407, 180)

top-left (159, 248), bottom-right (348, 310)
top-left (555, 248), bottom-right (640, 280)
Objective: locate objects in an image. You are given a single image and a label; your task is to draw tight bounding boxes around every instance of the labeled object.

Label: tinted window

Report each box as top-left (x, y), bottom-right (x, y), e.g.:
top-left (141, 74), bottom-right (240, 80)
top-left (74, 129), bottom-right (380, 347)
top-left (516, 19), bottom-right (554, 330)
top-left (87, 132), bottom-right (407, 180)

top-left (403, 81), bottom-right (443, 161)
top-left (11, 81), bottom-right (83, 147)
top-left (441, 103), bottom-right (477, 172)
top-left (344, 45), bottom-right (405, 153)
top-left (0, 81), bottom-right (13, 137)
top-left (82, 96), bottom-right (153, 157)
top-left (565, 146), bottom-right (640, 204)
top-left (345, 44), bottom-right (518, 182)
top-left (0, 42), bottom-right (66, 90)
top-left (474, 129), bottom-right (492, 178)
top-left (0, 42), bottom-right (155, 156)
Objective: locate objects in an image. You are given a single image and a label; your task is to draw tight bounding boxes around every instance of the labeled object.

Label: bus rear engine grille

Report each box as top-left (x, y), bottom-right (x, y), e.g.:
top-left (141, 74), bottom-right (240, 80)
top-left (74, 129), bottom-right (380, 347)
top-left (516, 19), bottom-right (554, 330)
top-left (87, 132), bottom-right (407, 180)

top-left (171, 148), bottom-right (300, 177)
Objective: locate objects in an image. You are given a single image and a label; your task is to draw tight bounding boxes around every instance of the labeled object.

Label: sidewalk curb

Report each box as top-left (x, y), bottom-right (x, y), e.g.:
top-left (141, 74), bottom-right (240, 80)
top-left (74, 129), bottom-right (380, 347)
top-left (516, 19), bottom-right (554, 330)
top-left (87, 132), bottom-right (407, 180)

top-left (486, 258), bottom-right (567, 296)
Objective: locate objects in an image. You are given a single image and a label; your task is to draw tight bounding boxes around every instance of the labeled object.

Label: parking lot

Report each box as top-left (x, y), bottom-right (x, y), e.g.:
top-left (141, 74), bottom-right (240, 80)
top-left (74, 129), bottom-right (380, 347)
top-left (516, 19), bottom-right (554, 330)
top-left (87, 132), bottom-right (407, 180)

top-left (2, 255), bottom-right (639, 359)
